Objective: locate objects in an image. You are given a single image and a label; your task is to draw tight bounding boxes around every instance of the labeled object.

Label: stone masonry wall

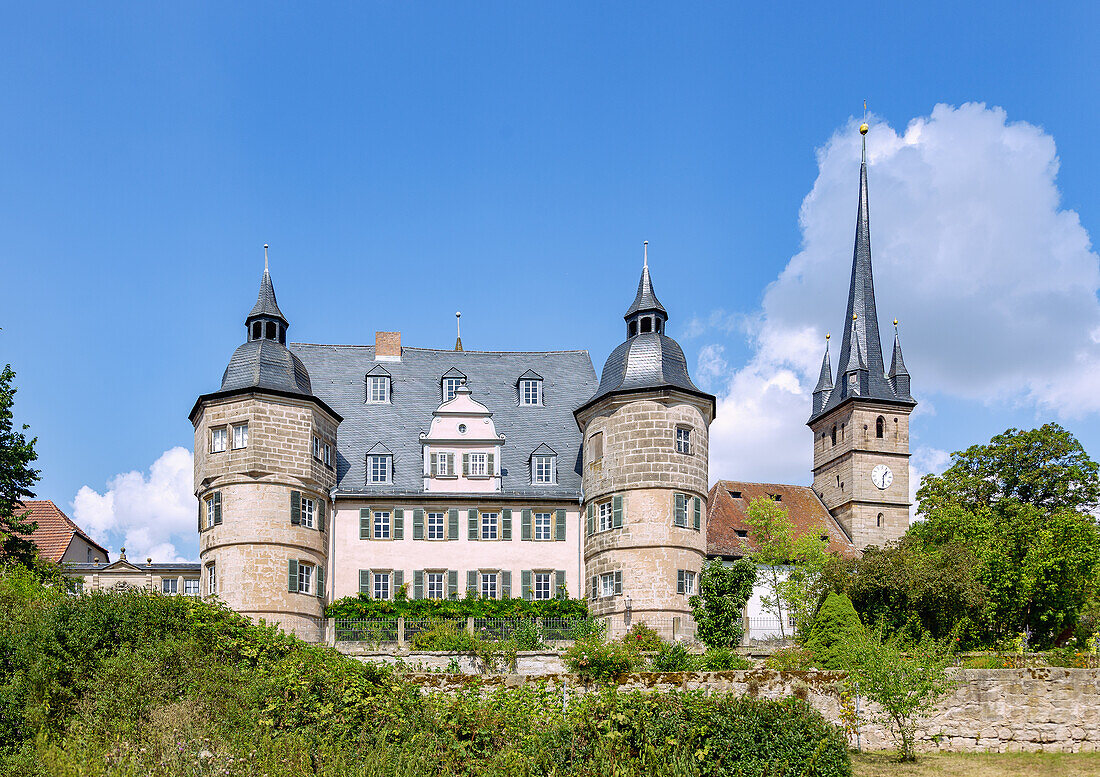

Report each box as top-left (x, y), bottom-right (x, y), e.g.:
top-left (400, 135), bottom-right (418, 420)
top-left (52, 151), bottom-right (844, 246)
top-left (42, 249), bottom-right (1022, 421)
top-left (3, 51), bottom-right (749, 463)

top-left (396, 668), bottom-right (1100, 753)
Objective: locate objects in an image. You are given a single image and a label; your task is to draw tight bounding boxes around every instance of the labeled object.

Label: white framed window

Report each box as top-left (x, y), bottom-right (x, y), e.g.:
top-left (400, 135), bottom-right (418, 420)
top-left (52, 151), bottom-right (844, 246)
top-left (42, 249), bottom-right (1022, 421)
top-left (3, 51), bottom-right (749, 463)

top-left (184, 579), bottom-right (200, 596)
top-left (683, 570), bottom-right (697, 596)
top-left (210, 427), bottom-right (227, 453)
top-left (373, 511), bottom-right (391, 540)
top-left (297, 563), bottom-right (313, 594)
top-left (588, 431), bottom-right (604, 462)
top-left (301, 497), bottom-right (315, 529)
top-left (323, 443), bottom-right (332, 467)
top-left (205, 496), bottom-right (217, 529)
top-left (312, 436), bottom-right (324, 461)
top-left (534, 512), bottom-right (552, 541)
top-left (533, 572), bottom-right (551, 600)
top-left (162, 578), bottom-right (178, 594)
top-left (598, 500), bottom-right (613, 532)
top-left (676, 427), bottom-right (692, 455)
top-left (427, 512), bottom-right (445, 540)
top-left (519, 379), bottom-right (542, 406)
top-left (468, 453), bottom-right (488, 477)
top-left (432, 452), bottom-right (452, 476)
top-left (442, 377), bottom-right (463, 402)
top-left (369, 455), bottom-right (391, 483)
top-left (367, 375), bottom-right (390, 403)
top-left (426, 572), bottom-right (445, 600)
top-left (599, 572), bottom-right (615, 598)
top-left (207, 563), bottom-right (217, 595)
top-left (533, 455), bottom-right (555, 484)
top-left (232, 423), bottom-right (248, 450)
top-left (374, 572), bottom-right (391, 600)
top-left (480, 571), bottom-right (498, 599)
top-left (481, 512), bottom-right (498, 540)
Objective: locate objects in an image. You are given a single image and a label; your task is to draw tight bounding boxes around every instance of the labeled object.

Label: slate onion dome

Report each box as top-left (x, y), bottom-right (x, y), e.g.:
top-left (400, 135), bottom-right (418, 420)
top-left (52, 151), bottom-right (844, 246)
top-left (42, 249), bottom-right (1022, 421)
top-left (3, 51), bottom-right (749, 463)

top-left (576, 243), bottom-right (715, 421)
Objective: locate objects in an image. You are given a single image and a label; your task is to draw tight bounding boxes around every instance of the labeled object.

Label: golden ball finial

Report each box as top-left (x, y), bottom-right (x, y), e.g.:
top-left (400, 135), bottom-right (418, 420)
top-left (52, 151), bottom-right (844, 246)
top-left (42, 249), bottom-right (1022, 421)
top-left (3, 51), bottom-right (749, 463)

top-left (852, 313), bottom-right (858, 321)
top-left (825, 333), bottom-right (830, 341)
top-left (859, 123), bottom-right (869, 135)
top-left (893, 318), bottom-right (898, 326)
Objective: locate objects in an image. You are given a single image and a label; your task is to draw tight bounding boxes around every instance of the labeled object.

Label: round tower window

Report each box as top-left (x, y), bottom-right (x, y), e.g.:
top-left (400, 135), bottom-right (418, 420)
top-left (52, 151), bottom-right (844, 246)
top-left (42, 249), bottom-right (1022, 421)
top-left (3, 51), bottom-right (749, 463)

top-left (458, 424), bottom-right (467, 434)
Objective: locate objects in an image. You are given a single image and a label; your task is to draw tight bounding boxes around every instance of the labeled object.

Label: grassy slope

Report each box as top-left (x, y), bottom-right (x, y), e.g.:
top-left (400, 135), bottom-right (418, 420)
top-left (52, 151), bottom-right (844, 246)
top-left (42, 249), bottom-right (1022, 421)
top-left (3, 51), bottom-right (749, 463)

top-left (853, 752), bottom-right (1100, 777)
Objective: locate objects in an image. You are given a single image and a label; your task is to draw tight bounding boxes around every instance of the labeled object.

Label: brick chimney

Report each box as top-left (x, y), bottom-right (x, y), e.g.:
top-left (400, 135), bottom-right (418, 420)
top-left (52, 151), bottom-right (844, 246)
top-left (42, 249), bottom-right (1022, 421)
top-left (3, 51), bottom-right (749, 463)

top-left (375, 331), bottom-right (401, 361)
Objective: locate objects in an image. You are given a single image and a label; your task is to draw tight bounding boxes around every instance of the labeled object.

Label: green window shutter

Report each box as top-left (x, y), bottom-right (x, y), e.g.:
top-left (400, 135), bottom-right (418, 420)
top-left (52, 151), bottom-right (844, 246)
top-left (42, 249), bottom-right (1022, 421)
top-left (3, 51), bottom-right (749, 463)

top-left (430, 455), bottom-right (438, 477)
top-left (291, 491), bottom-right (301, 525)
top-left (501, 570), bottom-right (511, 598)
top-left (501, 509), bottom-right (512, 540)
top-left (614, 571), bottom-right (623, 596)
top-left (467, 509), bottom-right (478, 540)
top-left (413, 509), bottom-right (424, 540)
top-left (555, 570), bottom-right (566, 598)
top-left (554, 509), bottom-right (566, 541)
top-left (517, 509), bottom-right (530, 541)
top-left (359, 569), bottom-right (370, 595)
top-left (674, 494), bottom-right (686, 527)
top-left (612, 495), bottom-right (623, 528)
top-left (318, 500), bottom-right (326, 532)
top-left (448, 510), bottom-right (460, 540)
top-left (590, 576), bottom-right (597, 600)
top-left (394, 509), bottom-right (405, 540)
top-left (693, 497), bottom-right (701, 531)
top-left (393, 570), bottom-right (404, 594)
top-left (463, 453), bottom-right (470, 476)
top-left (447, 453), bottom-right (455, 474)
top-left (198, 500), bottom-right (203, 533)
top-left (288, 559), bottom-right (298, 593)
top-left (213, 492), bottom-right (222, 525)
top-left (487, 453), bottom-right (495, 476)
top-left (413, 570), bottom-right (424, 600)
top-left (317, 566), bottom-right (325, 599)
top-left (677, 569), bottom-right (685, 594)
top-left (586, 503), bottom-right (594, 536)
top-left (467, 570), bottom-right (478, 595)
top-left (447, 570), bottom-right (458, 599)
top-left (359, 508), bottom-right (370, 540)
top-left (521, 570), bottom-right (532, 600)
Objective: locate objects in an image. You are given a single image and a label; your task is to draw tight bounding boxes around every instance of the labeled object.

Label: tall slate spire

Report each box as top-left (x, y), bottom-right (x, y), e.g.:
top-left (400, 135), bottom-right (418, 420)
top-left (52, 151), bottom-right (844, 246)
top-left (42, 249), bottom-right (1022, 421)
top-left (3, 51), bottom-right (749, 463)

top-left (811, 126), bottom-right (913, 421)
top-left (245, 245), bottom-right (289, 344)
top-left (624, 241), bottom-right (669, 338)
top-left (888, 320), bottom-right (911, 399)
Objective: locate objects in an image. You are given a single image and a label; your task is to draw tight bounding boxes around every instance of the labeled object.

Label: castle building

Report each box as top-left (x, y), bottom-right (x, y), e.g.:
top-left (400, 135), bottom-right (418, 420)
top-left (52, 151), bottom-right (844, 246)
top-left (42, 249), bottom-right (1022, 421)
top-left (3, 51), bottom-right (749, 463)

top-left (184, 132), bottom-right (912, 641)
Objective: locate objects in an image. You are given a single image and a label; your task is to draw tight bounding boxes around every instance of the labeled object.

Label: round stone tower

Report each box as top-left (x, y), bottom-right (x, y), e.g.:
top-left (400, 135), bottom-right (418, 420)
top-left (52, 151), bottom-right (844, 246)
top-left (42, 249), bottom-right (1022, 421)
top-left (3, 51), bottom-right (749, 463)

top-left (189, 252), bottom-right (341, 640)
top-left (574, 246), bottom-right (715, 638)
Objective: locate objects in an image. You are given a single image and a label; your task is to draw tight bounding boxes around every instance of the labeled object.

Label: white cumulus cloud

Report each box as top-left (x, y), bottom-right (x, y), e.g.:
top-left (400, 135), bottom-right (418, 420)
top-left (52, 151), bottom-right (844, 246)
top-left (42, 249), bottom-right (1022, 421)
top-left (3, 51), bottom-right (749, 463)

top-left (72, 447), bottom-right (197, 563)
top-left (706, 103), bottom-right (1100, 489)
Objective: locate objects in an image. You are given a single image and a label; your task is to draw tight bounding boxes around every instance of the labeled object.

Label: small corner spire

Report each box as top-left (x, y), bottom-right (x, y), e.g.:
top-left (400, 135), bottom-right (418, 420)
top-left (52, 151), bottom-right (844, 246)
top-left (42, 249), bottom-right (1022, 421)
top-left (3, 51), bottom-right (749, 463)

top-left (454, 311), bottom-right (463, 352)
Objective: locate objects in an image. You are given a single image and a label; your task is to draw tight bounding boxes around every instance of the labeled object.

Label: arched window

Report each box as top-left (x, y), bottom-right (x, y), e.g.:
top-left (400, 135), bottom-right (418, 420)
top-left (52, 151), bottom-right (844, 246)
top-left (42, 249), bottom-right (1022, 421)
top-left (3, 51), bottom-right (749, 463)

top-left (628, 320), bottom-right (637, 337)
top-left (640, 317), bottom-right (652, 333)
top-left (252, 321), bottom-right (262, 340)
top-left (877, 513), bottom-right (883, 527)
top-left (876, 416), bottom-right (885, 438)
top-left (830, 425), bottom-right (837, 446)
top-left (265, 321), bottom-right (277, 340)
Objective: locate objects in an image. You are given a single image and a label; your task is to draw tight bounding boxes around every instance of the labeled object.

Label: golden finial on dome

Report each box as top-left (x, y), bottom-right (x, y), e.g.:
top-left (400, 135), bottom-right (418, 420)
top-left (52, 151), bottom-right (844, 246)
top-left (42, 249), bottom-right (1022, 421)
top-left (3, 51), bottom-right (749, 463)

top-left (853, 313), bottom-right (858, 321)
top-left (825, 333), bottom-right (830, 341)
top-left (893, 318), bottom-right (898, 327)
top-left (860, 123), bottom-right (869, 135)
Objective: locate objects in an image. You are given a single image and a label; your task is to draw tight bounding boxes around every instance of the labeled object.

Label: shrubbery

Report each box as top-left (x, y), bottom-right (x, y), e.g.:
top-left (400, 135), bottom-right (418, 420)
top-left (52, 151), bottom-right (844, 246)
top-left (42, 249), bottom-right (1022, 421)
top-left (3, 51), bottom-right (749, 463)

top-left (326, 592), bottom-right (588, 620)
top-left (804, 592), bottom-right (863, 669)
top-left (563, 637), bottom-right (642, 681)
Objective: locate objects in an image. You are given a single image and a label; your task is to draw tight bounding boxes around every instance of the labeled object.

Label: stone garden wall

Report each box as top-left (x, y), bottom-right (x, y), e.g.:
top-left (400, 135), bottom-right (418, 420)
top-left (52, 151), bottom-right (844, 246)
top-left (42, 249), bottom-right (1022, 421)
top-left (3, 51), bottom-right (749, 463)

top-left (387, 667), bottom-right (1100, 754)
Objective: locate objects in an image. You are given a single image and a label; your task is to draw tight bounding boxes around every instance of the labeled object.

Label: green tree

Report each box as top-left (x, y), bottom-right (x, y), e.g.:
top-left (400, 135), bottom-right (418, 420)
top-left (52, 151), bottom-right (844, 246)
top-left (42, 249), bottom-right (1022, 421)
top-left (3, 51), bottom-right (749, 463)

top-left (803, 592), bottom-right (863, 669)
top-left (916, 423), bottom-right (1100, 516)
top-left (742, 496), bottom-right (832, 640)
top-left (843, 625), bottom-right (956, 762)
top-left (689, 557), bottom-right (755, 649)
top-left (0, 365), bottom-right (40, 568)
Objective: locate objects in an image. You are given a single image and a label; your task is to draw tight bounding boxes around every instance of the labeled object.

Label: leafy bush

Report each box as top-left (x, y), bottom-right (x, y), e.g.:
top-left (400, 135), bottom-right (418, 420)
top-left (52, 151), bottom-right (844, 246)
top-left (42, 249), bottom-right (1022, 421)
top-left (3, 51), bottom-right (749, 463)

top-left (804, 592), bottom-right (864, 669)
top-left (511, 619), bottom-right (545, 650)
top-left (410, 620), bottom-right (479, 651)
top-left (563, 638), bottom-right (641, 682)
top-left (690, 557), bottom-right (756, 648)
top-left (697, 647), bottom-right (753, 670)
top-left (566, 616), bottom-right (607, 641)
top-left (959, 653), bottom-right (1009, 669)
top-left (621, 621), bottom-right (664, 651)
top-left (650, 641), bottom-right (693, 671)
top-left (327, 593), bottom-right (588, 620)
top-left (764, 646), bottom-right (816, 671)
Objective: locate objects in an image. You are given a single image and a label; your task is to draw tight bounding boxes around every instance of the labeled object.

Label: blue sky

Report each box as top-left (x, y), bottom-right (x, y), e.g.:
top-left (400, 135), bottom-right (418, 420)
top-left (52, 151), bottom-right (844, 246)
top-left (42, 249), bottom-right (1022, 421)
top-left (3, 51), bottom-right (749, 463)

top-left (2, 3), bottom-right (1098, 560)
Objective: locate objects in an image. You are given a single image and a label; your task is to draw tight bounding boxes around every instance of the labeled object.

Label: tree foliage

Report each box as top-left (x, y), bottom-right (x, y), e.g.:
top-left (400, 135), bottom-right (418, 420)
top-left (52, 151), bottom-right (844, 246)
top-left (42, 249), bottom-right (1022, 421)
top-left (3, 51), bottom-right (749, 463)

top-left (689, 557), bottom-right (756, 649)
top-left (0, 366), bottom-right (40, 568)
top-left (916, 422), bottom-right (1100, 516)
top-left (803, 592), bottom-right (863, 670)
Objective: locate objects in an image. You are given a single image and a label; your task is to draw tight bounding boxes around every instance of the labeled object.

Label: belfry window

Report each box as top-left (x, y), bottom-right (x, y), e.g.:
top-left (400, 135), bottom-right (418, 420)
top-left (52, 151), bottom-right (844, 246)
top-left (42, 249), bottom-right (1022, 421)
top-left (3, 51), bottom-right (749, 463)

top-left (628, 320), bottom-right (638, 337)
top-left (876, 416), bottom-right (885, 438)
top-left (252, 322), bottom-right (262, 340)
top-left (640, 317), bottom-right (652, 333)
top-left (266, 321), bottom-right (277, 340)
top-left (830, 425), bottom-right (837, 446)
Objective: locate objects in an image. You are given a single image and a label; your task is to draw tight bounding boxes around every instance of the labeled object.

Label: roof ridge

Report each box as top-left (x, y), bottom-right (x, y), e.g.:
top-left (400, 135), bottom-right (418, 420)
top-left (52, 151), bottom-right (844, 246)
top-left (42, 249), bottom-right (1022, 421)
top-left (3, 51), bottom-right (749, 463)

top-left (289, 342), bottom-right (591, 355)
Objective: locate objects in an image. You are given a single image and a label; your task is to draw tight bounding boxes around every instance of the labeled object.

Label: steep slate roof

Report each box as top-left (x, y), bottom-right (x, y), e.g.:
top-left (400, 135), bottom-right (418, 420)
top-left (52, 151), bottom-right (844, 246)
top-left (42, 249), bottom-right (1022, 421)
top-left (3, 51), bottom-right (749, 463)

top-left (220, 339), bottom-right (314, 396)
top-left (291, 344), bottom-right (598, 498)
top-left (811, 153), bottom-right (915, 423)
top-left (583, 333), bottom-right (709, 411)
top-left (247, 269), bottom-right (288, 325)
top-left (17, 500), bottom-right (109, 563)
top-left (624, 264), bottom-right (666, 318)
top-left (706, 481), bottom-right (859, 561)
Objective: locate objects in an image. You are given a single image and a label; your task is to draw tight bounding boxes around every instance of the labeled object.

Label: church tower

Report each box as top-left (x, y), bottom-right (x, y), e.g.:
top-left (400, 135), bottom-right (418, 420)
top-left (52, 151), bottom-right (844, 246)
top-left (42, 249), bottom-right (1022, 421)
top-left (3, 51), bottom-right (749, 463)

top-left (575, 245), bottom-right (716, 637)
top-left (809, 125), bottom-right (916, 549)
top-left (189, 249), bottom-right (341, 639)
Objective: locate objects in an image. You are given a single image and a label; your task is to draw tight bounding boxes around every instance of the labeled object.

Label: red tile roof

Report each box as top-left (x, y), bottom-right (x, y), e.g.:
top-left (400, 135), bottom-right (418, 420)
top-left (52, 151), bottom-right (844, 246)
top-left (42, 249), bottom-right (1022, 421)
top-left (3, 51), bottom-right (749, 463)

top-left (15, 500), bottom-right (109, 563)
top-left (707, 480), bottom-right (859, 561)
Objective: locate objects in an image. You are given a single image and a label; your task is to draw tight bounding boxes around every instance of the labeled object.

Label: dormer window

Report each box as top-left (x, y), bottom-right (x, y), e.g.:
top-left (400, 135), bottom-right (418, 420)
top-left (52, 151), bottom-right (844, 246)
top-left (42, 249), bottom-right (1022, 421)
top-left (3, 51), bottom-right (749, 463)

top-left (366, 375), bottom-right (390, 403)
top-left (368, 453), bottom-right (392, 484)
top-left (442, 377), bottom-right (463, 402)
top-left (519, 378), bottom-right (542, 406)
top-left (533, 455), bottom-right (555, 484)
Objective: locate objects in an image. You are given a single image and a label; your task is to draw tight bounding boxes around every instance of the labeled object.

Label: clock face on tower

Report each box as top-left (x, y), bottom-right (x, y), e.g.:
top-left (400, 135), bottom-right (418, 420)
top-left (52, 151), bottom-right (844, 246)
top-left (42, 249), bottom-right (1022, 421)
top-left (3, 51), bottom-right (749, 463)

top-left (871, 464), bottom-right (893, 490)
